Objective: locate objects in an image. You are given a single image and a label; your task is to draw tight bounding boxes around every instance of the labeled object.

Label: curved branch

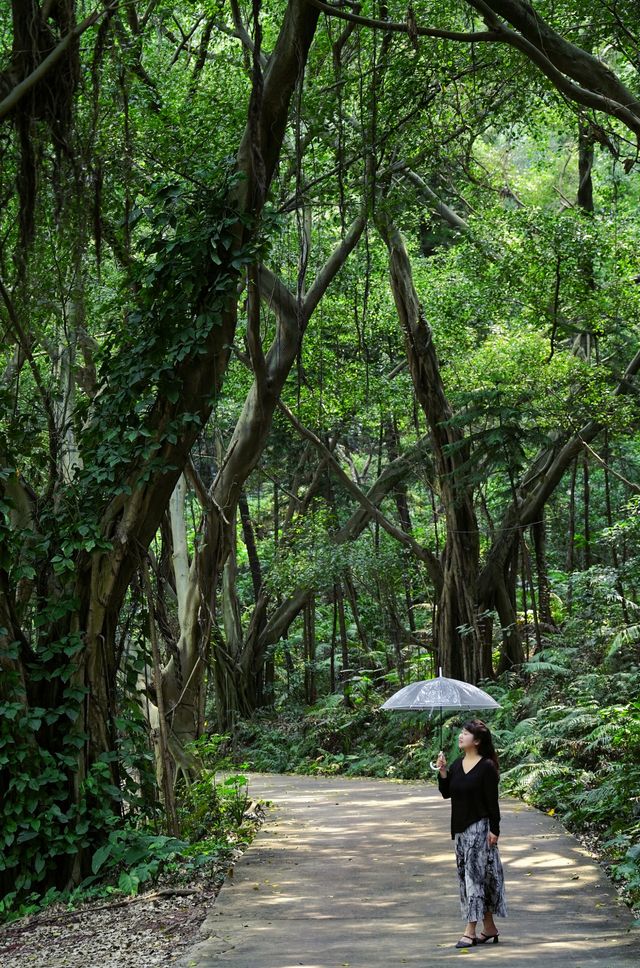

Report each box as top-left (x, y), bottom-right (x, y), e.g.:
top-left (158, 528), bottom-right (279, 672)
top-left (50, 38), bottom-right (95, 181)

top-left (479, 344), bottom-right (640, 601)
top-left (466, 0), bottom-right (640, 139)
top-left (470, 0), bottom-right (640, 113)
top-left (493, 19), bottom-right (640, 138)
top-left (305, 0), bottom-right (501, 42)
top-left (277, 399), bottom-right (443, 584)
top-left (306, 0), bottom-right (640, 141)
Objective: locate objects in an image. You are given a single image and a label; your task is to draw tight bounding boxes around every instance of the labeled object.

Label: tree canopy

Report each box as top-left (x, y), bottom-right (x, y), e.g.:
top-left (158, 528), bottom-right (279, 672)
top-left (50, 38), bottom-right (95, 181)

top-left (1, 0), bottom-right (639, 922)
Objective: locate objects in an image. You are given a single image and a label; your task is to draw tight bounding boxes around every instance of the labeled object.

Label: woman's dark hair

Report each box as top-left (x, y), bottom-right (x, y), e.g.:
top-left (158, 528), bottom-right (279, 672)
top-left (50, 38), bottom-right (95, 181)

top-left (462, 719), bottom-right (499, 774)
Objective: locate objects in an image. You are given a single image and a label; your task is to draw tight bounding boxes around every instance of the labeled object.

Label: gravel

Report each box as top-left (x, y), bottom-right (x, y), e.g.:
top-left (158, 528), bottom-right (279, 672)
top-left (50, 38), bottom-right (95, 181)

top-left (0, 807), bottom-right (266, 968)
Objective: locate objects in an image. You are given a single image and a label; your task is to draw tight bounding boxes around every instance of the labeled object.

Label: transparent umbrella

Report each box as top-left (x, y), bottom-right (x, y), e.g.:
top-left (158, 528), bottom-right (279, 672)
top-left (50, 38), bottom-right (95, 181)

top-left (380, 667), bottom-right (501, 769)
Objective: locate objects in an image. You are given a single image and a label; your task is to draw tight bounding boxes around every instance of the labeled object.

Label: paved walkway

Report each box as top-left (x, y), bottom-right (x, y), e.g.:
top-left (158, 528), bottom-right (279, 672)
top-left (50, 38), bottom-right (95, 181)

top-left (181, 772), bottom-right (638, 967)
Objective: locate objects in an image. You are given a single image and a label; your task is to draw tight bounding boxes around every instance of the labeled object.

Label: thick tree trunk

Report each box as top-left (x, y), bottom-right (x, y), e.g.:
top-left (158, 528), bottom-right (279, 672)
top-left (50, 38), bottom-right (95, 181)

top-left (0, 0), bottom-right (323, 900)
top-left (376, 208), bottom-right (640, 682)
top-left (194, 215), bottom-right (367, 728)
top-left (376, 213), bottom-right (486, 682)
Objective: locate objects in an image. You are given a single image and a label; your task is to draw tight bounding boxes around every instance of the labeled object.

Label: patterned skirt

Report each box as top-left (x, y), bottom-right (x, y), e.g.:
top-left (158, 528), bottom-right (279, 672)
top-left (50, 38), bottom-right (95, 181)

top-left (454, 817), bottom-right (508, 922)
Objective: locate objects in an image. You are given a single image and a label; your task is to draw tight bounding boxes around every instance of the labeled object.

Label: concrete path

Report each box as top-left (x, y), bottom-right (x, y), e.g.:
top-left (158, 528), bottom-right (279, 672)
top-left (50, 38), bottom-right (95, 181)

top-left (181, 772), bottom-right (638, 967)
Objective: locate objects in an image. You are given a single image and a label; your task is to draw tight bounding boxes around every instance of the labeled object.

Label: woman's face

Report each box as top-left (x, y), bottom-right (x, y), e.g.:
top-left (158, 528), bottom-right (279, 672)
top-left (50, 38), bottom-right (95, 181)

top-left (458, 727), bottom-right (480, 753)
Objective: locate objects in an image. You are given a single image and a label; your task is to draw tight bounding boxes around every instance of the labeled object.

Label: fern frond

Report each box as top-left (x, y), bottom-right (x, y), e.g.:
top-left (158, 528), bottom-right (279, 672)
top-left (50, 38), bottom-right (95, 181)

top-left (607, 624), bottom-right (640, 659)
top-left (572, 785), bottom-right (610, 808)
top-left (501, 760), bottom-right (572, 791)
top-left (542, 710), bottom-right (600, 735)
top-left (521, 659), bottom-right (572, 676)
top-left (513, 717), bottom-right (539, 733)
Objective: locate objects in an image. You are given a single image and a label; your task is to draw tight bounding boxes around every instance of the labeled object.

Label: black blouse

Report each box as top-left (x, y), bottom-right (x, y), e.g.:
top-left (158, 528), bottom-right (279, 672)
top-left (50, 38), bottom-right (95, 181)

top-left (438, 755), bottom-right (501, 839)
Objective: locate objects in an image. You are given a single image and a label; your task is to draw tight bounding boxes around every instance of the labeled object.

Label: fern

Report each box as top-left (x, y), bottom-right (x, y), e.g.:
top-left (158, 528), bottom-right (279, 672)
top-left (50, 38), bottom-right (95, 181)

top-left (542, 709), bottom-right (600, 734)
top-left (501, 760), bottom-right (573, 791)
top-left (571, 785), bottom-right (612, 809)
top-left (308, 693), bottom-right (346, 713)
top-left (521, 658), bottom-right (573, 676)
top-left (583, 724), bottom-right (618, 753)
top-left (512, 716), bottom-right (539, 733)
top-left (606, 624), bottom-right (640, 660)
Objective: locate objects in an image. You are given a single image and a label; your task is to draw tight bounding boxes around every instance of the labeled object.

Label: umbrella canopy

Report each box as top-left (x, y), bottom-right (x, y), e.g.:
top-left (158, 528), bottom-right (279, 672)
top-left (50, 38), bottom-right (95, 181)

top-left (380, 668), bottom-right (501, 768)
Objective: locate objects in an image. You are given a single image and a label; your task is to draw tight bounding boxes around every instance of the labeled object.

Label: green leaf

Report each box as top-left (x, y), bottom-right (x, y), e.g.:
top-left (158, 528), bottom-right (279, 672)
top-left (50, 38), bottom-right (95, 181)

top-left (118, 871), bottom-right (140, 895)
top-left (91, 843), bottom-right (111, 875)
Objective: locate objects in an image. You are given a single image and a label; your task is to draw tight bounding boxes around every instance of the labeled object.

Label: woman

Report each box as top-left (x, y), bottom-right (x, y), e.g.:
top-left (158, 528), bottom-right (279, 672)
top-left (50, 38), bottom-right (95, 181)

top-left (436, 718), bottom-right (508, 948)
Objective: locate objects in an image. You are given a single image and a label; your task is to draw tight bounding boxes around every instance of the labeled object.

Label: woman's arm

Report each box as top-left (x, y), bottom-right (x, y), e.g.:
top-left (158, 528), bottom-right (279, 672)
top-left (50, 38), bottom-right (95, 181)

top-left (437, 753), bottom-right (451, 797)
top-left (438, 770), bottom-right (451, 798)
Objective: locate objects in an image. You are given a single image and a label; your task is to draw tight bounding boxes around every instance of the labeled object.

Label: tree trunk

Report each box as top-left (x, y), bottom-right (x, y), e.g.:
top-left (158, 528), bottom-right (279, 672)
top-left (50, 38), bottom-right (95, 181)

top-left (239, 489), bottom-right (269, 706)
top-left (303, 596), bottom-right (317, 705)
top-left (383, 417), bottom-right (413, 534)
top-left (495, 546), bottom-right (524, 673)
top-left (343, 568), bottom-right (370, 654)
top-left (583, 449), bottom-right (591, 568)
top-left (376, 212), bottom-right (485, 682)
top-left (330, 591), bottom-right (337, 693)
top-left (141, 560), bottom-right (180, 836)
top-left (336, 583), bottom-right (353, 707)
top-left (531, 513), bottom-right (554, 627)
top-left (383, 417), bottom-right (417, 635)
top-left (566, 456), bottom-right (578, 614)
top-left (603, 430), bottom-right (630, 624)
top-left (521, 534), bottom-right (541, 656)
top-left (0, 0), bottom-right (323, 900)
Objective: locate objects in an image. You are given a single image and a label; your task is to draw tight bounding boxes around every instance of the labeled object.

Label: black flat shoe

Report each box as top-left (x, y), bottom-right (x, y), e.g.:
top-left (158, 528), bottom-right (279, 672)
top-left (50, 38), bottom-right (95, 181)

top-left (455, 935), bottom-right (478, 948)
top-left (477, 931), bottom-right (500, 944)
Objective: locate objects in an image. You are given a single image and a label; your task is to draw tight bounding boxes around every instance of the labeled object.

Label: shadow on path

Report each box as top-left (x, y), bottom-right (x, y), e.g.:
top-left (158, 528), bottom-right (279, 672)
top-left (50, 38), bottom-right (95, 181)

top-left (180, 772), bottom-right (637, 967)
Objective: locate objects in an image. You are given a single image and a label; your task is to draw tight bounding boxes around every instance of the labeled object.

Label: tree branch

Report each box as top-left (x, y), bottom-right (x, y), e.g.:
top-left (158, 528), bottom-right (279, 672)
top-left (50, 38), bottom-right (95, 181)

top-left (213, 209), bottom-right (367, 532)
top-left (306, 0), bottom-right (640, 141)
top-left (255, 432), bottom-right (441, 653)
top-left (276, 399), bottom-right (442, 582)
top-left (0, 2), bottom-right (118, 122)
top-left (399, 168), bottom-right (470, 232)
top-left (302, 210), bottom-right (367, 317)
top-left (579, 438), bottom-right (640, 495)
top-left (465, 0), bottom-right (640, 140)
top-left (479, 344), bottom-right (640, 599)
top-left (305, 0), bottom-right (501, 43)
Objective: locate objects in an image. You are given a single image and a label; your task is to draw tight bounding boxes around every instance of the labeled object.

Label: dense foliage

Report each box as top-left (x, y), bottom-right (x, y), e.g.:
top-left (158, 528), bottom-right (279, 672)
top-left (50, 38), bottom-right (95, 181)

top-left (224, 567), bottom-right (640, 908)
top-left (1, 0), bottom-right (639, 927)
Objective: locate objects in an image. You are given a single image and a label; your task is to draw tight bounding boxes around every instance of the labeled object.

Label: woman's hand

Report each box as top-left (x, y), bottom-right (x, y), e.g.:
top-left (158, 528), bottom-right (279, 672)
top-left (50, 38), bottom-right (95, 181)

top-left (487, 832), bottom-right (499, 848)
top-left (436, 751), bottom-right (447, 774)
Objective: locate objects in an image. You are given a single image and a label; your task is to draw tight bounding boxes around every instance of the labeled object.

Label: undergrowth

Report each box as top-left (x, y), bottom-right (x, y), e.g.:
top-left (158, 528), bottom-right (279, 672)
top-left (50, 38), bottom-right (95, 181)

top-left (0, 766), bottom-right (257, 924)
top-left (208, 627), bottom-right (640, 915)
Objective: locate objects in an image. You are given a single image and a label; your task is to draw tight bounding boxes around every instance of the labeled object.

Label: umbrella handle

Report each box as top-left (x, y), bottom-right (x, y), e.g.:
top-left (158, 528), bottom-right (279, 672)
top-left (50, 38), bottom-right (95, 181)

top-left (429, 750), bottom-right (444, 771)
